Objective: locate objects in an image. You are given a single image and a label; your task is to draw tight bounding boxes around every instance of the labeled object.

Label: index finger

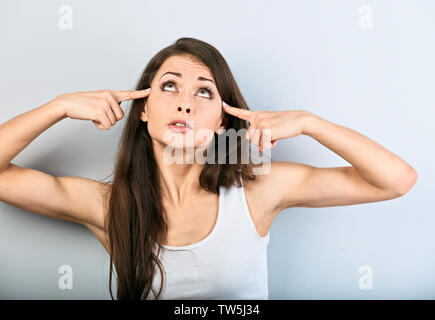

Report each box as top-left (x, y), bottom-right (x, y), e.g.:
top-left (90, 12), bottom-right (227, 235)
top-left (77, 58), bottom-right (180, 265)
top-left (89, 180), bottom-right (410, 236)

top-left (113, 88), bottom-right (151, 102)
top-left (223, 102), bottom-right (255, 122)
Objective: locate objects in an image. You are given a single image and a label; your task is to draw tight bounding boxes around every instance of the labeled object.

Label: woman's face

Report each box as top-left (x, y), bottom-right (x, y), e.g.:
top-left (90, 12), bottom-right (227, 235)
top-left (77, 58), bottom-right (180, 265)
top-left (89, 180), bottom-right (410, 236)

top-left (141, 54), bottom-right (225, 150)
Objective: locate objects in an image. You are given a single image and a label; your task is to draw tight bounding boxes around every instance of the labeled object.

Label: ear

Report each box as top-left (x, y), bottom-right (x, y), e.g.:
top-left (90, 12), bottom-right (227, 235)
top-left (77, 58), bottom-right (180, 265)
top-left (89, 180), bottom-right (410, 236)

top-left (140, 101), bottom-right (148, 122)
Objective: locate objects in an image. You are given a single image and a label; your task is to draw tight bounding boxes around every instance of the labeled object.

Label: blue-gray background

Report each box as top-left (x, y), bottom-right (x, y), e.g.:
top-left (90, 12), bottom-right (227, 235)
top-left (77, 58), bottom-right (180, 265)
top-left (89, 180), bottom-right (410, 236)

top-left (0, 0), bottom-right (433, 299)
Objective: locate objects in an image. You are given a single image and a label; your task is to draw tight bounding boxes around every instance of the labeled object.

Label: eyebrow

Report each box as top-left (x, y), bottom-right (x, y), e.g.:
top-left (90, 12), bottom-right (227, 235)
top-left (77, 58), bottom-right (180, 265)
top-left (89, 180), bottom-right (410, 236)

top-left (159, 71), bottom-right (215, 84)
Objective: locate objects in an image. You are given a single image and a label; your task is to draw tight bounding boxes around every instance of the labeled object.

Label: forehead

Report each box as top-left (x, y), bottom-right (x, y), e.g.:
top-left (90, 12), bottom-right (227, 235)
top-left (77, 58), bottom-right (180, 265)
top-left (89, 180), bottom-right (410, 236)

top-left (157, 55), bottom-right (214, 80)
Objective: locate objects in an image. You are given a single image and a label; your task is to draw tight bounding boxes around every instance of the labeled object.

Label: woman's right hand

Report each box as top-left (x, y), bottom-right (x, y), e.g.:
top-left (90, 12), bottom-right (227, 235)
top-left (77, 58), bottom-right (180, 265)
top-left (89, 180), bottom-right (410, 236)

top-left (51, 88), bottom-right (151, 130)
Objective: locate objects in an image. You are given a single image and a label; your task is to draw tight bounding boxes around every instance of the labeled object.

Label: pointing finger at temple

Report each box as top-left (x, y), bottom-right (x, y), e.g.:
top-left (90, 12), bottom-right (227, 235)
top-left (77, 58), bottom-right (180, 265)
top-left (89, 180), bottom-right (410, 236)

top-left (113, 88), bottom-right (151, 102)
top-left (222, 101), bottom-right (255, 122)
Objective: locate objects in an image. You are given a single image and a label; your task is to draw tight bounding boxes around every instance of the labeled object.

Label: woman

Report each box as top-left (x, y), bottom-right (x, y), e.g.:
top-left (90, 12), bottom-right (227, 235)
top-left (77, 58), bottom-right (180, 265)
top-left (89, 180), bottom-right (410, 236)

top-left (0, 37), bottom-right (418, 300)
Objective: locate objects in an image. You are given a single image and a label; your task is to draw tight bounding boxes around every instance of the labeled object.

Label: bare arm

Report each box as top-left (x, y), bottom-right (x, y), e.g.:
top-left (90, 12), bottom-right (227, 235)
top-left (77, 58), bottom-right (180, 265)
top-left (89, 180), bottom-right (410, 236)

top-left (0, 101), bottom-right (66, 172)
top-left (221, 102), bottom-right (417, 219)
top-left (0, 99), bottom-right (107, 228)
top-left (0, 88), bottom-right (151, 229)
top-left (273, 113), bottom-right (417, 211)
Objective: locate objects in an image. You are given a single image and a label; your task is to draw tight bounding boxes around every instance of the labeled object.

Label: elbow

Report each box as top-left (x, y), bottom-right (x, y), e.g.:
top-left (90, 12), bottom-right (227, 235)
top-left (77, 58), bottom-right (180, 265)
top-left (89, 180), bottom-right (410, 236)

top-left (393, 166), bottom-right (418, 197)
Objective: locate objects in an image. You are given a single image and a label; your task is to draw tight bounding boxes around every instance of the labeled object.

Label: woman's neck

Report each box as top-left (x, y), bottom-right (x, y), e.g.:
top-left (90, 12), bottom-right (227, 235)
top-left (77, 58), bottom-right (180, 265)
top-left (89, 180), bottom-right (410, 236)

top-left (153, 141), bottom-right (206, 208)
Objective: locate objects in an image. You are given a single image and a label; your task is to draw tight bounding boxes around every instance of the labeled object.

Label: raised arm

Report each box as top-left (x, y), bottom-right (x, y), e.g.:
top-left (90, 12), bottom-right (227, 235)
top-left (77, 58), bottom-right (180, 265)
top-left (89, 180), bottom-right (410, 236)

top-left (0, 88), bottom-right (151, 230)
top-left (221, 102), bottom-right (418, 214)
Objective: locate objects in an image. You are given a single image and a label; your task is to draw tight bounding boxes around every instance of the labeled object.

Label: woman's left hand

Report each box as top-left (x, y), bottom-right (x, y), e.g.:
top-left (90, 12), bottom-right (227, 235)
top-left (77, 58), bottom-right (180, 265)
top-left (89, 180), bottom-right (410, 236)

top-left (222, 101), bottom-right (312, 152)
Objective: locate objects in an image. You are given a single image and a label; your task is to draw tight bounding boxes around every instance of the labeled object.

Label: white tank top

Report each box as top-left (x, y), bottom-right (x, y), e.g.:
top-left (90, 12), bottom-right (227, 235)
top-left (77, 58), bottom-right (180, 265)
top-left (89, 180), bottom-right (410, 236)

top-left (146, 179), bottom-right (270, 300)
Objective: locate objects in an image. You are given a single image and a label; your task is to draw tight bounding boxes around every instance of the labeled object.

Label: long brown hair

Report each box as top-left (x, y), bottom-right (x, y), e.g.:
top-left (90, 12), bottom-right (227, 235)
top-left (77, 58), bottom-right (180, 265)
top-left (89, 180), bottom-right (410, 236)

top-left (101, 37), bottom-right (264, 299)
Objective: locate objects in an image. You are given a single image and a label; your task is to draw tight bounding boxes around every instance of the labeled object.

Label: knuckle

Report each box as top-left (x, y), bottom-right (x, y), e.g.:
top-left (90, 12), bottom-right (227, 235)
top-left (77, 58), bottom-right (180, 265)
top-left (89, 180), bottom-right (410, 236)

top-left (125, 92), bottom-right (133, 100)
top-left (103, 91), bottom-right (112, 100)
top-left (98, 110), bottom-right (106, 118)
top-left (257, 112), bottom-right (267, 121)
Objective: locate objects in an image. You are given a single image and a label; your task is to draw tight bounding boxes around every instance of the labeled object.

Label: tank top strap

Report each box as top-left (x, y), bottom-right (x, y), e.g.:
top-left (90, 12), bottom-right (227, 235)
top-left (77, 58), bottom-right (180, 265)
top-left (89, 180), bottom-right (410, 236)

top-left (218, 180), bottom-right (270, 242)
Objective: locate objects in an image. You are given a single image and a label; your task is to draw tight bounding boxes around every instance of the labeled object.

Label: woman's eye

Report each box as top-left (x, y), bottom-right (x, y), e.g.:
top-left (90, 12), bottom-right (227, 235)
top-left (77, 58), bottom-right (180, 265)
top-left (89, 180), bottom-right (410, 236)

top-left (163, 82), bottom-right (176, 91)
top-left (198, 88), bottom-right (211, 98)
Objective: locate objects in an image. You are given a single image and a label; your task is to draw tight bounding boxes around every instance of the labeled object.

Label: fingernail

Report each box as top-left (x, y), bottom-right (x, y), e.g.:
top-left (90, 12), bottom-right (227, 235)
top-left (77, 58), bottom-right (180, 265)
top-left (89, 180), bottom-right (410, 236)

top-left (222, 101), bottom-right (227, 107)
top-left (144, 88), bottom-right (151, 92)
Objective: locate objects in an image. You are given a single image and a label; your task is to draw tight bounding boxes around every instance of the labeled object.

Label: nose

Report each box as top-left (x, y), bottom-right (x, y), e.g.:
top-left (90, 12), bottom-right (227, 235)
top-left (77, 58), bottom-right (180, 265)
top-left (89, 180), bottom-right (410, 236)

top-left (176, 89), bottom-right (194, 114)
top-left (177, 104), bottom-right (191, 114)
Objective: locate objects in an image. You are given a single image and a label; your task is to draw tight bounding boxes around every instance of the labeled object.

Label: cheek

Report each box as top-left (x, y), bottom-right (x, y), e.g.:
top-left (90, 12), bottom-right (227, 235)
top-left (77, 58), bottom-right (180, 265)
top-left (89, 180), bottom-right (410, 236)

top-left (196, 108), bottom-right (221, 127)
top-left (155, 90), bottom-right (172, 100)
top-left (144, 103), bottom-right (165, 134)
top-left (210, 106), bottom-right (224, 126)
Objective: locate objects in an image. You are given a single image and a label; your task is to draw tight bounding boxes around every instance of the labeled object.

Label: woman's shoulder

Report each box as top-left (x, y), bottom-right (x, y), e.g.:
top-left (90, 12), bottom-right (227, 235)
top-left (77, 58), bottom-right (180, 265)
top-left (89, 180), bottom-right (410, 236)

top-left (242, 162), bottom-right (286, 221)
top-left (238, 163), bottom-right (285, 237)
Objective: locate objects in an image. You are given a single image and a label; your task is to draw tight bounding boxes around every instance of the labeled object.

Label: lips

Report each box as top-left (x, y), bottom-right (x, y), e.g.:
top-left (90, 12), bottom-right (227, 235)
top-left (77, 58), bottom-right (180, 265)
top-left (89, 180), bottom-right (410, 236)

top-left (167, 119), bottom-right (192, 129)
